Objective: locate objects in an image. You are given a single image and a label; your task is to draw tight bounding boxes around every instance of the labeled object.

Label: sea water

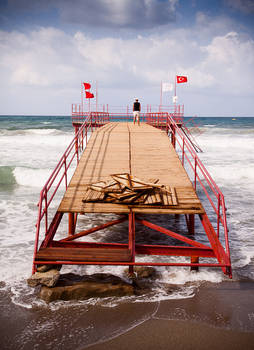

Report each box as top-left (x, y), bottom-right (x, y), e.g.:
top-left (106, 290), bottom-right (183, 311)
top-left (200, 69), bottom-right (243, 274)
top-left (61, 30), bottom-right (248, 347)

top-left (0, 115), bottom-right (254, 309)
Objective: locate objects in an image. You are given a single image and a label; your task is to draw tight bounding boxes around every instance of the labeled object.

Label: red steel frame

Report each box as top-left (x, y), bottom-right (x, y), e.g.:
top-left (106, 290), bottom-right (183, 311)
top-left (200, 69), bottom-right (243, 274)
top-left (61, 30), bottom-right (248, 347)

top-left (32, 110), bottom-right (232, 278)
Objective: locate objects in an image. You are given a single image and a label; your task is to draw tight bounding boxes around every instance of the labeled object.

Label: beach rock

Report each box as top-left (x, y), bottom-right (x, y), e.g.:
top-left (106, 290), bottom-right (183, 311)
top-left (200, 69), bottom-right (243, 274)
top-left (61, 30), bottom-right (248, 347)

top-left (37, 264), bottom-right (62, 273)
top-left (27, 269), bottom-right (60, 288)
top-left (39, 273), bottom-right (134, 303)
top-left (124, 266), bottom-right (157, 279)
top-left (0, 281), bottom-right (6, 288)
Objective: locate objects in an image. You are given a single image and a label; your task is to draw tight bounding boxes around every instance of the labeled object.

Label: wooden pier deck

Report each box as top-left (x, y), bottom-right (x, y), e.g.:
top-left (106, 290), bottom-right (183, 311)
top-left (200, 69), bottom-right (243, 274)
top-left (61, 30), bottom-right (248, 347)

top-left (33, 120), bottom-right (231, 277)
top-left (58, 122), bottom-right (204, 215)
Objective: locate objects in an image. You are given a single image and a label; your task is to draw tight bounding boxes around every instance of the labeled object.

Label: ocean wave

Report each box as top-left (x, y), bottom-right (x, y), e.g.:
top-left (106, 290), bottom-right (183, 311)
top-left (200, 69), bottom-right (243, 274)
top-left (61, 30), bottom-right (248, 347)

top-left (200, 127), bottom-right (254, 135)
top-left (0, 128), bottom-right (68, 136)
top-left (0, 166), bottom-right (56, 187)
top-left (0, 166), bottom-right (16, 185)
top-left (13, 166), bottom-right (54, 187)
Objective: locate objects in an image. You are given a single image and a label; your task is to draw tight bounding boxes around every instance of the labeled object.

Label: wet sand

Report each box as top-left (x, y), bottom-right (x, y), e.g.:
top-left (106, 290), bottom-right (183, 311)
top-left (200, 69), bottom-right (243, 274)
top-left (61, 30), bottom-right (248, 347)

top-left (1, 280), bottom-right (254, 349)
top-left (85, 318), bottom-right (254, 350)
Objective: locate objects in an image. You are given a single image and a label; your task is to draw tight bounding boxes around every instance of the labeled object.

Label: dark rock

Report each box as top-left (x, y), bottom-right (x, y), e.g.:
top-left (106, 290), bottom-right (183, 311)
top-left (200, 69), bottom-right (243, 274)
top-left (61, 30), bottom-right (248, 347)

top-left (39, 273), bottom-right (135, 303)
top-left (27, 269), bottom-right (60, 288)
top-left (36, 264), bottom-right (62, 273)
top-left (0, 281), bottom-right (6, 288)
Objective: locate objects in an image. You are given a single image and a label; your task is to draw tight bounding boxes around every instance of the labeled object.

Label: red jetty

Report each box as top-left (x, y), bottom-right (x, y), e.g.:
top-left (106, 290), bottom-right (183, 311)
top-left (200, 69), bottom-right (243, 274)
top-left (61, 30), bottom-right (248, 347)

top-left (32, 103), bottom-right (231, 278)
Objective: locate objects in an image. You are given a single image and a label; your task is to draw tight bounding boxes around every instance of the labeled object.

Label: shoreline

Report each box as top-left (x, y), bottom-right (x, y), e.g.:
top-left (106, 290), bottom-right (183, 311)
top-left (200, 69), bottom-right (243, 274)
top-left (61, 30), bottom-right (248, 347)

top-left (1, 280), bottom-right (254, 349)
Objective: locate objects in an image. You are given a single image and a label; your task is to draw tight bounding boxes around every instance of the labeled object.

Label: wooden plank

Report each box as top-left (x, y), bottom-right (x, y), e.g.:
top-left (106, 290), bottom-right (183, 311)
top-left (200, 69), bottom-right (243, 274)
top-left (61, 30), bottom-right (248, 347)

top-left (36, 247), bottom-right (131, 262)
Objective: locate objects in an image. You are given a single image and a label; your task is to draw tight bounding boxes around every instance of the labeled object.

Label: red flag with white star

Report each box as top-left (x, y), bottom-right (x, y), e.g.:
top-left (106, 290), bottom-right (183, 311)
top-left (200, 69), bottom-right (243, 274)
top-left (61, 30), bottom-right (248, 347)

top-left (176, 76), bottom-right (188, 83)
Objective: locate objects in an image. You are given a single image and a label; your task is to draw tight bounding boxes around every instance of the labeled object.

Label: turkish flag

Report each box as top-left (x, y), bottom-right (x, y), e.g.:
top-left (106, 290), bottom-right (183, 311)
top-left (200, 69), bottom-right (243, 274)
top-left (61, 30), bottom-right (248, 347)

top-left (83, 82), bottom-right (91, 90)
top-left (176, 76), bottom-right (188, 83)
top-left (85, 91), bottom-right (94, 98)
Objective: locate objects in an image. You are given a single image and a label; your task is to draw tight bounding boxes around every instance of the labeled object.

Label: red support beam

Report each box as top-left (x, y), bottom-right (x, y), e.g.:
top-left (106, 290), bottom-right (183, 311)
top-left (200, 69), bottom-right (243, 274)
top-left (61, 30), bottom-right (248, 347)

top-left (136, 218), bottom-right (210, 250)
top-left (34, 260), bottom-right (230, 268)
top-left (61, 216), bottom-right (127, 242)
top-left (50, 240), bottom-right (215, 258)
top-left (41, 211), bottom-right (63, 248)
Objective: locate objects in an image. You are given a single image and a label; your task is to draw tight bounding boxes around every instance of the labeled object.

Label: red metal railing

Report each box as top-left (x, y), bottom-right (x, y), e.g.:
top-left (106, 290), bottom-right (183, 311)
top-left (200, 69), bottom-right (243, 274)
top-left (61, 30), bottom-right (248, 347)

top-left (72, 112), bottom-right (184, 126)
top-left (166, 114), bottom-right (230, 259)
top-left (72, 111), bottom-right (110, 125)
top-left (32, 115), bottom-right (94, 271)
top-left (146, 112), bottom-right (183, 127)
top-left (72, 104), bottom-right (184, 119)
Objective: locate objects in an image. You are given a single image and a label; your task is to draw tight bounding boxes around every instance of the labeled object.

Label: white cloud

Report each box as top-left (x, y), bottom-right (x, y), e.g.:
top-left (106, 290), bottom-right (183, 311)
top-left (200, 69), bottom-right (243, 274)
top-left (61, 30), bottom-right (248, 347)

top-left (0, 28), bottom-right (78, 87)
top-left (200, 31), bottom-right (254, 92)
top-left (0, 14), bottom-right (254, 114)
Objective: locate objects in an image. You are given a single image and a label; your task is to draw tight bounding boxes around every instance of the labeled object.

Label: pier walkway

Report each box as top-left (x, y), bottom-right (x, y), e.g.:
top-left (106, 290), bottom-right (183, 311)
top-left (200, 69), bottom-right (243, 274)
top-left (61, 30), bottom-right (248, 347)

top-left (58, 122), bottom-right (204, 215)
top-left (33, 117), bottom-right (231, 278)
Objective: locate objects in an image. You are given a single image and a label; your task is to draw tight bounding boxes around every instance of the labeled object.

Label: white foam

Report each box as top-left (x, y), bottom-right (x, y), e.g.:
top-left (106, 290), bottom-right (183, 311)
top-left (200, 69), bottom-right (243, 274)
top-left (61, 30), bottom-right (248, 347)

top-left (13, 167), bottom-right (53, 187)
top-left (25, 128), bottom-right (60, 135)
top-left (0, 133), bottom-right (73, 168)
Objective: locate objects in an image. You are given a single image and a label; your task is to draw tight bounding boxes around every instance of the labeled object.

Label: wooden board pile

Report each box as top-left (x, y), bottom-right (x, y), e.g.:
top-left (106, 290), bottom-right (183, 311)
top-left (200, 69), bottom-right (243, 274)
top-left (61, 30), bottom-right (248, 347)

top-left (82, 173), bottom-right (178, 206)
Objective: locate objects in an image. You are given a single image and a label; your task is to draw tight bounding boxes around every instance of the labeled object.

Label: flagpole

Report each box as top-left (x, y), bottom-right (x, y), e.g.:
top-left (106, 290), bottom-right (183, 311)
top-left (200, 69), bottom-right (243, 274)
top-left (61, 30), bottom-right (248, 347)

top-left (174, 75), bottom-right (176, 99)
top-left (174, 75), bottom-right (177, 113)
top-left (160, 81), bottom-right (162, 112)
top-left (81, 81), bottom-right (83, 116)
top-left (96, 80), bottom-right (98, 112)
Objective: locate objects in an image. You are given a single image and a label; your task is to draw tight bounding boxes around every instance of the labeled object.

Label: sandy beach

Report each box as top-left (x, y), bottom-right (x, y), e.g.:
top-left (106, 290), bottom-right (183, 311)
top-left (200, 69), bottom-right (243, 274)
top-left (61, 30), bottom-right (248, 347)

top-left (85, 280), bottom-right (254, 350)
top-left (1, 280), bottom-right (254, 349)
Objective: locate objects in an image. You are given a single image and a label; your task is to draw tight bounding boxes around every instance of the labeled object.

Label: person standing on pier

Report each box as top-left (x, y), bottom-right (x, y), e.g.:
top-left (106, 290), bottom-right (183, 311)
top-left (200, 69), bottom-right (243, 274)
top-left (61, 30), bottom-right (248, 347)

top-left (133, 98), bottom-right (141, 125)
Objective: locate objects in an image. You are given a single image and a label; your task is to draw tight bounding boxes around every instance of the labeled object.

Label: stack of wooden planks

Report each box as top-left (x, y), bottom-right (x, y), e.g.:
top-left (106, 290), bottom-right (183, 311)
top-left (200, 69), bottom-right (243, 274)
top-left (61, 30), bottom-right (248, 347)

top-left (82, 173), bottom-right (178, 206)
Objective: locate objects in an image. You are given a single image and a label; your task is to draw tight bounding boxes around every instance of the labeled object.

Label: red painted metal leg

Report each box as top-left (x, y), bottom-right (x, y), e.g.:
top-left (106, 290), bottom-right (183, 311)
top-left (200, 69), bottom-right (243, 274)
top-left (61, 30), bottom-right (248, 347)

top-left (128, 211), bottom-right (136, 275)
top-left (185, 214), bottom-right (195, 234)
top-left (188, 214), bottom-right (195, 235)
top-left (33, 211), bottom-right (63, 273)
top-left (199, 213), bottom-right (231, 277)
top-left (68, 213), bottom-right (75, 236)
top-left (190, 256), bottom-right (199, 271)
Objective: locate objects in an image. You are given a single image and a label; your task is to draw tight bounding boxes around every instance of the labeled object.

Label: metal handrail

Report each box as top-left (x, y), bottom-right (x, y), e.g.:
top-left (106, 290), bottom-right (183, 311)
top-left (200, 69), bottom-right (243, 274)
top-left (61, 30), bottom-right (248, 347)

top-left (166, 114), bottom-right (230, 258)
top-left (33, 115), bottom-right (94, 269)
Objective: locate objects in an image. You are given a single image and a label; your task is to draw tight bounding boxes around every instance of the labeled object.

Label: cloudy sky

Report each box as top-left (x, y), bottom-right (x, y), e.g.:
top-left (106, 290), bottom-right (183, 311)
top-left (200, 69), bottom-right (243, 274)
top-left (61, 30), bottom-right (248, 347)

top-left (0, 0), bottom-right (254, 116)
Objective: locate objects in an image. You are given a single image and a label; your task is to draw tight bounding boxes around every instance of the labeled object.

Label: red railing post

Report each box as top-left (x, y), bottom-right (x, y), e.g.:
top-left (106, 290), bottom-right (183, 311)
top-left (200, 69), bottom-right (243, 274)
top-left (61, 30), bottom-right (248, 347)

top-left (194, 156), bottom-right (197, 190)
top-left (64, 154), bottom-right (68, 189)
top-left (44, 190), bottom-right (48, 233)
top-left (182, 138), bottom-right (185, 165)
top-left (172, 125), bottom-right (176, 148)
top-left (75, 127), bottom-right (79, 163)
top-left (217, 194), bottom-right (221, 238)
